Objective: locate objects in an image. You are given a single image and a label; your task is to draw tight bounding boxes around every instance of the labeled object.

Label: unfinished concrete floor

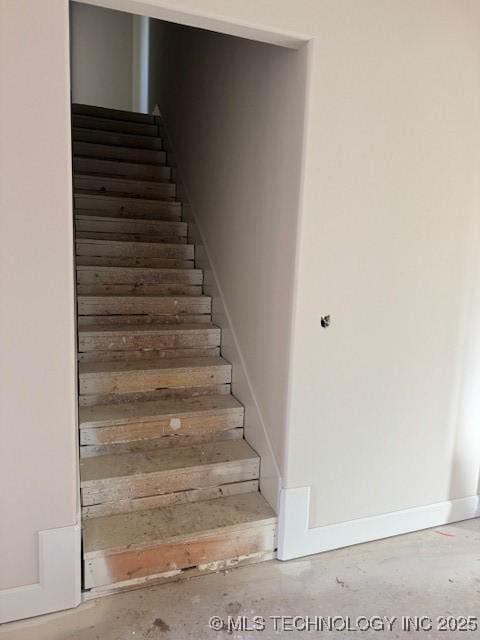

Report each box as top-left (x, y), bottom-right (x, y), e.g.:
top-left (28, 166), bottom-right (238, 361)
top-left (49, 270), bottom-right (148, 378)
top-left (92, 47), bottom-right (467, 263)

top-left (1, 518), bottom-right (479, 640)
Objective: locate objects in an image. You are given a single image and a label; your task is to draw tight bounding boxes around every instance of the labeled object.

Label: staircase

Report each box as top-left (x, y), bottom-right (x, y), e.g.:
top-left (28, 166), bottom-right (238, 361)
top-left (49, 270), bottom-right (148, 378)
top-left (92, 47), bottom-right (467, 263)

top-left (72, 103), bottom-right (277, 597)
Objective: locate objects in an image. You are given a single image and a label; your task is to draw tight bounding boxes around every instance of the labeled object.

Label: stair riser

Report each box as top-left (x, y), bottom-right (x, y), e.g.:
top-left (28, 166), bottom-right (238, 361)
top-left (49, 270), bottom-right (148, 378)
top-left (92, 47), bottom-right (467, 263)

top-left (75, 217), bottom-right (187, 238)
top-left (73, 141), bottom-right (166, 165)
top-left (76, 284), bottom-right (201, 296)
top-left (73, 114), bottom-right (159, 136)
top-left (75, 195), bottom-right (181, 219)
top-left (79, 365), bottom-right (231, 395)
top-left (74, 157), bottom-right (171, 181)
top-left (79, 384), bottom-right (231, 408)
top-left (77, 267), bottom-right (202, 286)
top-left (72, 104), bottom-right (155, 124)
top-left (81, 458), bottom-right (259, 507)
top-left (75, 176), bottom-right (175, 200)
top-left (82, 480), bottom-right (258, 519)
top-left (76, 241), bottom-right (193, 259)
top-left (80, 410), bottom-right (244, 445)
top-left (79, 330), bottom-right (220, 352)
top-left (78, 347), bottom-right (220, 362)
top-left (84, 524), bottom-right (276, 589)
top-left (77, 297), bottom-right (211, 317)
top-left (74, 128), bottom-right (164, 150)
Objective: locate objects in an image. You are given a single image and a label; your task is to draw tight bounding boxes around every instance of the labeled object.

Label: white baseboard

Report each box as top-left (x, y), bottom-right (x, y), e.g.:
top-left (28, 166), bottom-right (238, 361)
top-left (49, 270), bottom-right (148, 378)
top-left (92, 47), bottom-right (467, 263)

top-left (278, 486), bottom-right (480, 560)
top-left (159, 118), bottom-right (282, 512)
top-left (0, 523), bottom-right (81, 624)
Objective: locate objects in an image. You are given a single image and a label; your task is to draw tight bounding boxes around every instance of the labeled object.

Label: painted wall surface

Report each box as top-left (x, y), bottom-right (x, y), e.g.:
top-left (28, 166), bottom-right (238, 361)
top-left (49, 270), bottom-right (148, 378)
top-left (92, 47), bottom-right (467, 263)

top-left (70, 2), bottom-right (133, 110)
top-left (85, 0), bottom-right (480, 531)
top-left (2, 0), bottom-right (480, 601)
top-left (148, 21), bottom-right (307, 497)
top-left (0, 0), bottom-right (78, 589)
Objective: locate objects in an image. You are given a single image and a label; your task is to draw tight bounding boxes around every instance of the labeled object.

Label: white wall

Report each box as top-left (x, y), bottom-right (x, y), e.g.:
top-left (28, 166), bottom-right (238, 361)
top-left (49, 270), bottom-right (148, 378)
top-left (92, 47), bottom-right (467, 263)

top-left (148, 22), bottom-right (308, 506)
top-left (70, 2), bottom-right (133, 110)
top-left (0, 0), bottom-right (78, 591)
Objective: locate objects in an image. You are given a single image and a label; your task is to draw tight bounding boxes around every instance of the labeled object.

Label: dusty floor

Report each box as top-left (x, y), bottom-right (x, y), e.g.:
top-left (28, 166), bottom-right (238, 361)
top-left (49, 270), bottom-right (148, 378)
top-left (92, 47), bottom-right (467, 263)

top-left (1, 519), bottom-right (480, 640)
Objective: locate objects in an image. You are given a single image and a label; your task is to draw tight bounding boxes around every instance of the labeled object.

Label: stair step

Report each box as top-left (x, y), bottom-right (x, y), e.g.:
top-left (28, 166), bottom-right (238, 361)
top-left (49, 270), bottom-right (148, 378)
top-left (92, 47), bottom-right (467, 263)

top-left (76, 265), bottom-right (202, 286)
top-left (80, 439), bottom-right (258, 509)
top-left (76, 238), bottom-right (193, 259)
top-left (76, 231), bottom-right (187, 245)
top-left (77, 294), bottom-right (211, 317)
top-left (72, 103), bottom-right (155, 124)
top-left (73, 141), bottom-right (166, 165)
top-left (77, 283), bottom-right (202, 297)
top-left (83, 479), bottom-right (257, 519)
top-left (74, 193), bottom-right (181, 220)
top-left (79, 356), bottom-right (232, 395)
top-left (75, 215), bottom-right (187, 239)
top-left (81, 427), bottom-right (244, 459)
top-left (78, 382), bottom-right (231, 410)
top-left (73, 114), bottom-right (159, 137)
top-left (77, 266), bottom-right (202, 294)
top-left (79, 393), bottom-right (244, 445)
top-left (74, 175), bottom-right (176, 200)
top-left (78, 322), bottom-right (219, 353)
top-left (83, 492), bottom-right (276, 590)
top-left (76, 255), bottom-right (193, 269)
top-left (74, 157), bottom-right (171, 181)
top-left (73, 127), bottom-right (163, 150)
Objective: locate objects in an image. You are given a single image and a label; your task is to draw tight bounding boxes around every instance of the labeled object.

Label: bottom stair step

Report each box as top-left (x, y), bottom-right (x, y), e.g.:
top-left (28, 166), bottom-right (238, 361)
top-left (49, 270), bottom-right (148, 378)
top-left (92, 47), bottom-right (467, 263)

top-left (83, 492), bottom-right (277, 590)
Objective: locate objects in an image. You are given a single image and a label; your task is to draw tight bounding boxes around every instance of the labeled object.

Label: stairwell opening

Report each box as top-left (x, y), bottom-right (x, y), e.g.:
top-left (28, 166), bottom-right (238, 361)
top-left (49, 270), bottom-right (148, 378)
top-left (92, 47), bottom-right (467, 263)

top-left (70, 1), bottom-right (309, 595)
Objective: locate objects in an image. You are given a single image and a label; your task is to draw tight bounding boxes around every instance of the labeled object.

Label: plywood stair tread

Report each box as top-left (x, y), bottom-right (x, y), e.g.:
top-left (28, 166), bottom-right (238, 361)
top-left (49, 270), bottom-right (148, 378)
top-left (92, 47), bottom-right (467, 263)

top-left (72, 103), bottom-right (156, 124)
top-left (79, 393), bottom-right (243, 429)
top-left (79, 322), bottom-right (217, 335)
top-left (80, 439), bottom-right (257, 483)
top-left (79, 355), bottom-right (230, 376)
top-left (74, 192), bottom-right (180, 207)
top-left (83, 492), bottom-right (276, 557)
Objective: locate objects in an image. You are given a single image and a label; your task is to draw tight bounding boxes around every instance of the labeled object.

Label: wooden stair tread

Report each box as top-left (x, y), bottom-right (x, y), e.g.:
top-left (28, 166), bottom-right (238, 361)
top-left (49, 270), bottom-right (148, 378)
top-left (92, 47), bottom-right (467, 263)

top-left (72, 103), bottom-right (156, 124)
top-left (79, 322), bottom-right (218, 336)
top-left (79, 393), bottom-right (242, 428)
top-left (79, 356), bottom-right (230, 376)
top-left (83, 492), bottom-right (276, 556)
top-left (80, 439), bottom-right (257, 483)
top-left (73, 128), bottom-right (164, 150)
top-left (76, 238), bottom-right (192, 249)
top-left (73, 142), bottom-right (167, 165)
top-left (73, 117), bottom-right (159, 137)
top-left (75, 214), bottom-right (184, 225)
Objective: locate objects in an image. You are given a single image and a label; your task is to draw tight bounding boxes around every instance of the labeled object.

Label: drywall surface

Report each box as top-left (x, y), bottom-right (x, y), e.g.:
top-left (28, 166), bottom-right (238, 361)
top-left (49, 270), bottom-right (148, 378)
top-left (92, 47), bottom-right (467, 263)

top-left (148, 21), bottom-right (307, 489)
top-left (0, 0), bottom-right (78, 588)
top-left (123, 0), bottom-right (480, 531)
top-left (70, 2), bottom-right (133, 110)
top-left (10, 0), bottom-right (480, 558)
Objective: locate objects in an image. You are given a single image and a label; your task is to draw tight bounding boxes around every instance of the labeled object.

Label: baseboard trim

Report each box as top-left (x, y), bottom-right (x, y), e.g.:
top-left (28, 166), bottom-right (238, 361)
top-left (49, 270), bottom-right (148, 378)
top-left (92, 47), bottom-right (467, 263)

top-left (278, 486), bottom-right (480, 560)
top-left (0, 523), bottom-right (81, 623)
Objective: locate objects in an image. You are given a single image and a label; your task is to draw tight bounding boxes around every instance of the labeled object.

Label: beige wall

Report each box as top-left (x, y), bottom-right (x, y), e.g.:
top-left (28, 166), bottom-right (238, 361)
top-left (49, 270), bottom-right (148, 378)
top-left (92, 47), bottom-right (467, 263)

top-left (70, 2), bottom-right (133, 110)
top-left (89, 0), bottom-right (480, 530)
top-left (148, 21), bottom-right (308, 488)
top-left (3, 0), bottom-right (480, 597)
top-left (0, 0), bottom-right (77, 589)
